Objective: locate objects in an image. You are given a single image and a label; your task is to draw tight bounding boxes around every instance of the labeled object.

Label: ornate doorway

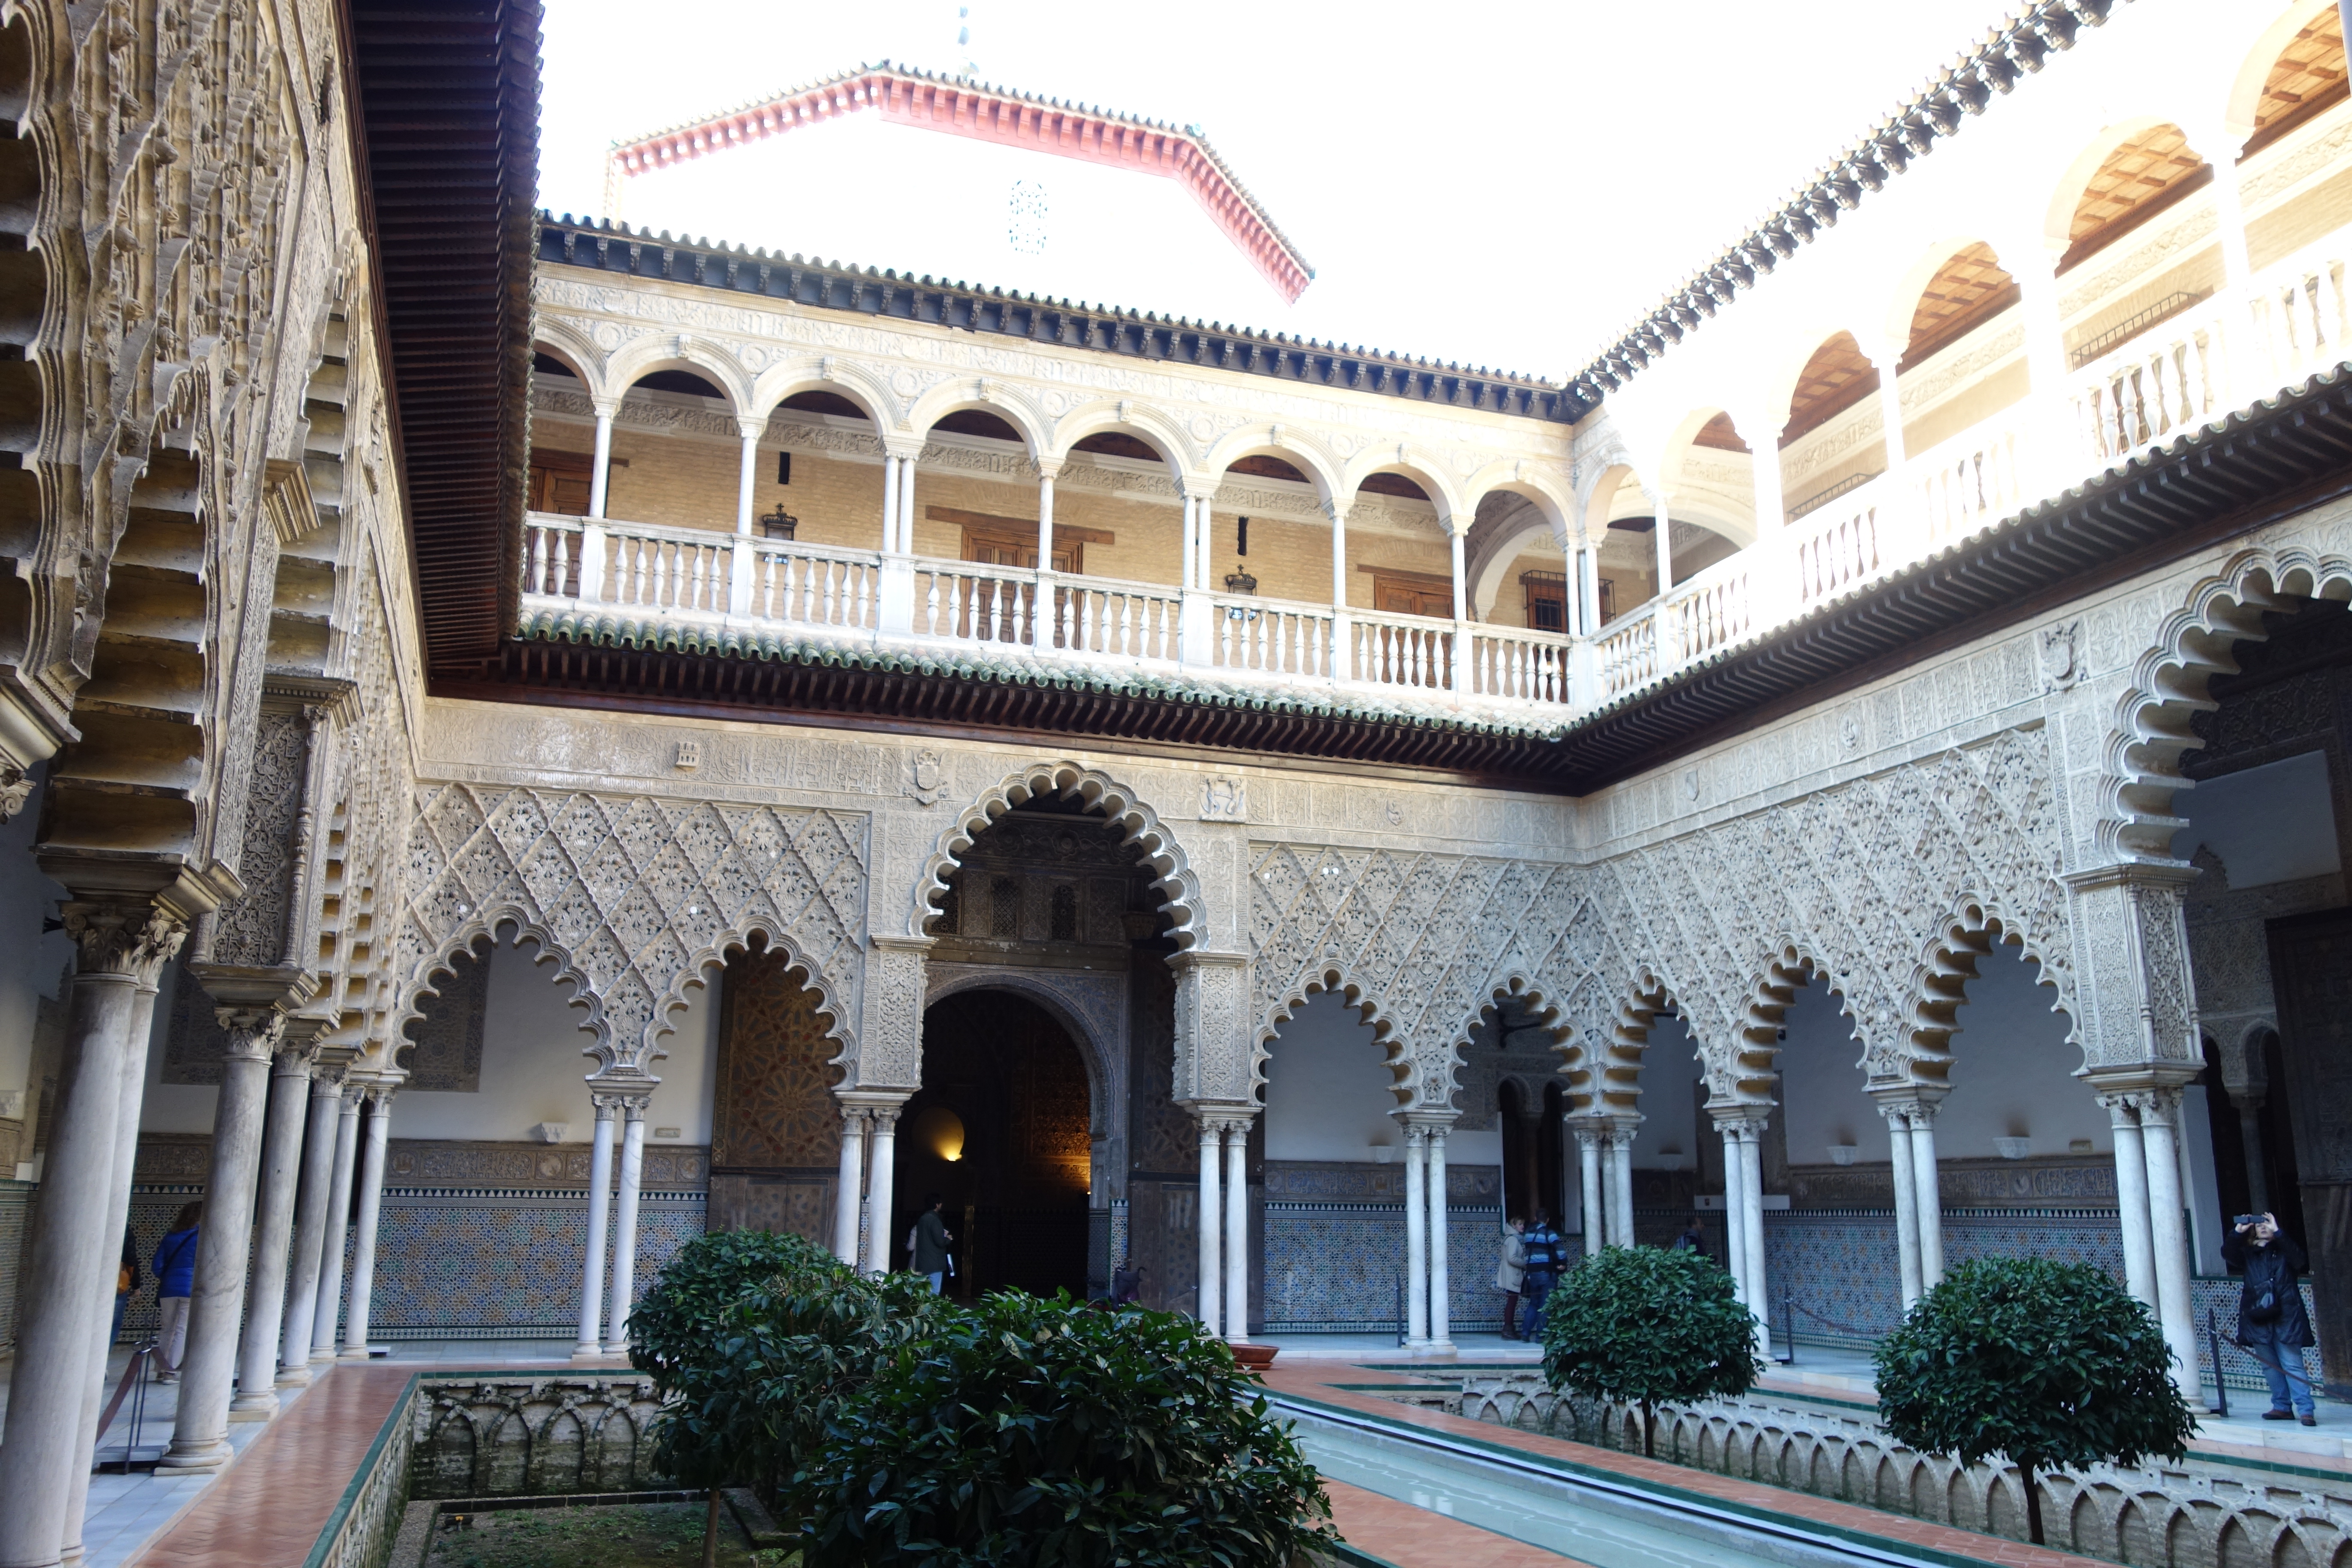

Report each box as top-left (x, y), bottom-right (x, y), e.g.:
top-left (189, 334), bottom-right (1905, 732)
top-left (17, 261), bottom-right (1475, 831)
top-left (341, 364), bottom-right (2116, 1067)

top-left (895, 990), bottom-right (1093, 1298)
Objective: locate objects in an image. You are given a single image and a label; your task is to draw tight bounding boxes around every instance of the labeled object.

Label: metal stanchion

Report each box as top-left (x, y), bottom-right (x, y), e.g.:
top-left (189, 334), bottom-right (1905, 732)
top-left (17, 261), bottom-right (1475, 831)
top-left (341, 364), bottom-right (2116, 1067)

top-left (2207, 1308), bottom-right (2230, 1418)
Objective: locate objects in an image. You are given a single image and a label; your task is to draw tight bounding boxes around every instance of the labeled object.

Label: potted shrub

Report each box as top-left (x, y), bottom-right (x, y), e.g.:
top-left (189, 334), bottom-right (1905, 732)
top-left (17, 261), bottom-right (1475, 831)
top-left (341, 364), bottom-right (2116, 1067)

top-left (793, 1291), bottom-right (1334, 1566)
top-left (1538, 1244), bottom-right (1760, 1457)
top-left (1873, 1257), bottom-right (2195, 1545)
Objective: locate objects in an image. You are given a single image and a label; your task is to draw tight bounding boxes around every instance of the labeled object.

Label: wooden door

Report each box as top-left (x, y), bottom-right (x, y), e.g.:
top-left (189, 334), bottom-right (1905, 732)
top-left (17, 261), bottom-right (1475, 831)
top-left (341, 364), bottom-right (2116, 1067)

top-left (1374, 578), bottom-right (1454, 619)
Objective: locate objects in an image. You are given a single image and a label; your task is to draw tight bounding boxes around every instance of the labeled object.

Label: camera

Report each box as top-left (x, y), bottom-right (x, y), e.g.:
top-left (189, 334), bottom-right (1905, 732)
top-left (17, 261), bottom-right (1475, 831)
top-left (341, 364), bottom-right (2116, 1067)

top-left (2235, 1214), bottom-right (2266, 1228)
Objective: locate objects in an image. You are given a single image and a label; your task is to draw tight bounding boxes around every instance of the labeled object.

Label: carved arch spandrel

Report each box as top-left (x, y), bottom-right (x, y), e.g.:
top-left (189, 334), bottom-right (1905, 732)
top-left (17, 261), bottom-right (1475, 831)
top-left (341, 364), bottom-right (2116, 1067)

top-left (910, 759), bottom-right (1207, 949)
top-left (2104, 545), bottom-right (2352, 863)
top-left (1251, 958), bottom-right (1412, 1107)
top-left (392, 785), bottom-right (866, 1075)
top-left (1727, 941), bottom-right (1869, 1106)
top-left (1901, 894), bottom-right (2077, 1088)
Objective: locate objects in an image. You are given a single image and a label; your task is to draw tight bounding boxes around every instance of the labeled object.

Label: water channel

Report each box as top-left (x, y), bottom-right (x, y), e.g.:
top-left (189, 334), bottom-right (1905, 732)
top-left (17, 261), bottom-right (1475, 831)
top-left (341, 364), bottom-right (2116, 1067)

top-left (1280, 1398), bottom-right (1954, 1568)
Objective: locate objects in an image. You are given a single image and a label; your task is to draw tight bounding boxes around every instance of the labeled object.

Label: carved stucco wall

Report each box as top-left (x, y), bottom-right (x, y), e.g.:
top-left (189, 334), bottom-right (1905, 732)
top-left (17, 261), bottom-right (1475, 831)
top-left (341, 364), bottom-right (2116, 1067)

top-left (392, 784), bottom-right (868, 1077)
top-left (1249, 724), bottom-right (2072, 1115)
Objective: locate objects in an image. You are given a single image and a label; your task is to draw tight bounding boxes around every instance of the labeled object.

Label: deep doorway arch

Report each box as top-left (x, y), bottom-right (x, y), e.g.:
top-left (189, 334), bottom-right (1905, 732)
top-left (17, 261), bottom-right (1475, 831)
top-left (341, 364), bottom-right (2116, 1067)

top-left (897, 989), bottom-right (1094, 1298)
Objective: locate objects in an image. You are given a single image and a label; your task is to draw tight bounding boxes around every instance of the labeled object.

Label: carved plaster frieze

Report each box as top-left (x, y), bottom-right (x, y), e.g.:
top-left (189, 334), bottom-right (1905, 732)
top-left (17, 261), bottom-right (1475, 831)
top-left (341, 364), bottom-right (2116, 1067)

top-left (392, 785), bottom-right (869, 1076)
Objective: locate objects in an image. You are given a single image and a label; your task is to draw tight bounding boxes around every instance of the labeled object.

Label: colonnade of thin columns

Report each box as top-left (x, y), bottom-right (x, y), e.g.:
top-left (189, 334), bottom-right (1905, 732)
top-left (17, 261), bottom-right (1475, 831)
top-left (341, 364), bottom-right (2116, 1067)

top-left (572, 401), bottom-right (1514, 679)
top-left (2101, 1084), bottom-right (2204, 1401)
top-left (572, 1089), bottom-right (656, 1357)
top-left (1192, 1112), bottom-right (1254, 1338)
top-left (824, 1100), bottom-right (905, 1274)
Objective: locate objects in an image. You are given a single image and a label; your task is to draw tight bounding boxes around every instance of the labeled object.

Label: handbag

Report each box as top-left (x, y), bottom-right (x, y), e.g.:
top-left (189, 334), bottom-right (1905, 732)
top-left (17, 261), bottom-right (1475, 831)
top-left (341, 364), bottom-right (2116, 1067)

top-left (2249, 1284), bottom-right (2282, 1323)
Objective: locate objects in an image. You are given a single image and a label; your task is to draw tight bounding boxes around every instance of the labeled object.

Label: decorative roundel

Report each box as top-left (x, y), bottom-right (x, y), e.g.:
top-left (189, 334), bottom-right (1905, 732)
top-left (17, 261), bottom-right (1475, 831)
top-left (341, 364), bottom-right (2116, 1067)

top-left (1008, 179), bottom-right (1048, 256)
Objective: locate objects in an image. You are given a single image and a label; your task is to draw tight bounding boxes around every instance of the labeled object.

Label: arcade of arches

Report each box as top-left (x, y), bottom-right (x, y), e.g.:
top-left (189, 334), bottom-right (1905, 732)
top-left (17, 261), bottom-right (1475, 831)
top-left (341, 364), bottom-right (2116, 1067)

top-left (11, 7), bottom-right (2352, 1567)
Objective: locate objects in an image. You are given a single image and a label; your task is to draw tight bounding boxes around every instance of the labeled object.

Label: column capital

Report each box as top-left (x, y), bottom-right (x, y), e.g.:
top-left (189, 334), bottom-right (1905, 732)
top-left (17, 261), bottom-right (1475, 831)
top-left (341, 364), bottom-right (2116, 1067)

top-left (2081, 1062), bottom-right (2202, 1099)
top-left (1034, 458), bottom-right (1065, 482)
top-left (1402, 1123), bottom-right (1428, 1150)
top-left (337, 1077), bottom-right (368, 1109)
top-left (882, 434), bottom-right (926, 463)
top-left (735, 413), bottom-right (769, 442)
top-left (59, 898), bottom-right (193, 986)
top-left (217, 1005), bottom-right (291, 1065)
top-left (2061, 860), bottom-right (2204, 895)
top-left (590, 393), bottom-right (625, 420)
top-left (589, 1079), bottom-right (657, 1114)
top-left (1179, 474), bottom-right (1221, 503)
top-left (1320, 498), bottom-right (1351, 527)
top-left (1706, 1101), bottom-right (1772, 1132)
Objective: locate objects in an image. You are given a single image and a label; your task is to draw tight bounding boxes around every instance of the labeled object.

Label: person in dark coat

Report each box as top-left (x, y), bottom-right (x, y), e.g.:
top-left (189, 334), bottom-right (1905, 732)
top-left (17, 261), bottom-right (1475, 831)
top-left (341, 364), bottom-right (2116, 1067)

top-left (2223, 1210), bottom-right (2316, 1424)
top-left (911, 1192), bottom-right (955, 1295)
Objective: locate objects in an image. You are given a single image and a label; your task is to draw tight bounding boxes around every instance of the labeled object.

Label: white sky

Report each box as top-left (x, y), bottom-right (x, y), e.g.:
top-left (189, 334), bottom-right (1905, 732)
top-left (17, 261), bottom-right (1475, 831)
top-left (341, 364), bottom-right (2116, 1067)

top-left (537, 0), bottom-right (2013, 380)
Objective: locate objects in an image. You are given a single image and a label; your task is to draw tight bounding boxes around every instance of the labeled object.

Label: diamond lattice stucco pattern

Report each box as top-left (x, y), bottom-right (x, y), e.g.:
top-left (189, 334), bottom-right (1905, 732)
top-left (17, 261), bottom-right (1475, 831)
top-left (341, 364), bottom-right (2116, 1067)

top-left (395, 786), bottom-right (868, 1074)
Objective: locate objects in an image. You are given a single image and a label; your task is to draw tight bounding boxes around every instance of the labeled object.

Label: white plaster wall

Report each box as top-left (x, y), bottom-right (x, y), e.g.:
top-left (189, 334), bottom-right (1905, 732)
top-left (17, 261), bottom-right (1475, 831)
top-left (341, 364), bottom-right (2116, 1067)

top-left (1777, 945), bottom-right (2100, 1165)
top-left (2171, 750), bottom-right (2342, 888)
top-left (380, 933), bottom-right (720, 1148)
top-left (1630, 1014), bottom-right (1703, 1170)
top-left (1261, 991), bottom-right (1502, 1167)
top-left (0, 767), bottom-right (75, 1110)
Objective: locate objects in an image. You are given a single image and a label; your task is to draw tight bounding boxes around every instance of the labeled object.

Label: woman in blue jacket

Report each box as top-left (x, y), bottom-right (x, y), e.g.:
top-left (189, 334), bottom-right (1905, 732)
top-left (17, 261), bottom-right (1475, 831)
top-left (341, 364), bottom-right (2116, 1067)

top-left (151, 1202), bottom-right (201, 1381)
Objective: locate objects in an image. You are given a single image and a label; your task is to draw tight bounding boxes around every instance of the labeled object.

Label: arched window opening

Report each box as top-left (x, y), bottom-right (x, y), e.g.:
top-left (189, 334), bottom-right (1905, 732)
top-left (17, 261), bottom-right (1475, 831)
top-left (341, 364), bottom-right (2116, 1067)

top-left (2245, 6), bottom-right (2347, 158)
top-left (1781, 333), bottom-right (1884, 524)
top-left (2059, 124), bottom-right (2210, 276)
top-left (1901, 243), bottom-right (2018, 372)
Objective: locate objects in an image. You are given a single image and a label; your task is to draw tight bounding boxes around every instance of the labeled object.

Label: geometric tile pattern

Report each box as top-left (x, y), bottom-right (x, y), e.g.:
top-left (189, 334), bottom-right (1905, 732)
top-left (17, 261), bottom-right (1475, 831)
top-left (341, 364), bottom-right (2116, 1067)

top-left (395, 786), bottom-right (868, 1075)
top-left (370, 1191), bottom-right (706, 1338)
top-left (1263, 1200), bottom-right (1507, 1334)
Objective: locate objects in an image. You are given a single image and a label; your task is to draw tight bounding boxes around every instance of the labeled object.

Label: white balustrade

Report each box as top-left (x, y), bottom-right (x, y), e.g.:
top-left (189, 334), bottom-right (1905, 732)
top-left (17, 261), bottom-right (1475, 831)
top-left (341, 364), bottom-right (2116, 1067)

top-left (1349, 610), bottom-right (1454, 692)
top-left (1464, 624), bottom-right (1573, 703)
top-left (745, 542), bottom-right (879, 630)
top-left (1790, 488), bottom-right (1885, 606)
top-left (915, 561), bottom-right (1036, 648)
top-left (1057, 578), bottom-right (1183, 663)
top-left (1212, 597), bottom-right (1334, 679)
top-left (521, 515), bottom-right (582, 597)
top-left (1912, 420), bottom-right (2023, 551)
top-left (521, 231), bottom-right (2352, 724)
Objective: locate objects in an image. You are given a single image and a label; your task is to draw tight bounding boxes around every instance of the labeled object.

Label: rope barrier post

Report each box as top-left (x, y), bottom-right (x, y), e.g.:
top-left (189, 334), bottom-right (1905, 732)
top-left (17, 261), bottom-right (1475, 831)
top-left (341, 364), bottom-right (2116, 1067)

top-left (2207, 1308), bottom-right (2230, 1418)
top-left (1779, 1289), bottom-right (1795, 1364)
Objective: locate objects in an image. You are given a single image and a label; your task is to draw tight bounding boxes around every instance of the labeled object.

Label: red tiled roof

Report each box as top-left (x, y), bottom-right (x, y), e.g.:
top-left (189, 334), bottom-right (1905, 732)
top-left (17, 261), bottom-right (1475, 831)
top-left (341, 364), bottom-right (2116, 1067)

top-left (603, 61), bottom-right (1315, 305)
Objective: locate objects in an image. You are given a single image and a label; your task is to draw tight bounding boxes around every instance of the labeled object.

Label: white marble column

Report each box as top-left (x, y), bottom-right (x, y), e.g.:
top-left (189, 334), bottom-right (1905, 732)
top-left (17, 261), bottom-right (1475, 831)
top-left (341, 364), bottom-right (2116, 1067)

top-left (311, 1082), bottom-right (365, 1362)
top-left (341, 1085), bottom-right (394, 1359)
top-left (1448, 529), bottom-right (1467, 621)
top-left (61, 959), bottom-right (172, 1562)
top-left (1908, 1101), bottom-right (1945, 1287)
top-left (880, 454), bottom-right (902, 554)
top-left (1426, 1125), bottom-right (1452, 1349)
top-left (1402, 1124), bottom-right (1429, 1346)
top-left (1574, 1124), bottom-right (1605, 1261)
top-left (1196, 496), bottom-right (1215, 589)
top-left (2199, 122), bottom-right (2253, 289)
top-left (897, 450), bottom-right (918, 553)
top-left (278, 1068), bottom-right (346, 1384)
top-left (1223, 1117), bottom-right (1249, 1341)
top-left (1180, 495), bottom-right (1198, 589)
top-left (2104, 1093), bottom-right (2158, 1314)
top-left (1033, 467), bottom-right (1059, 652)
top-left (603, 1098), bottom-right (649, 1352)
top-left (573, 1096), bottom-right (618, 1358)
top-left (864, 1106), bottom-right (900, 1275)
top-left (588, 402), bottom-right (616, 519)
top-left (1328, 502), bottom-right (1349, 612)
top-left (1718, 1121), bottom-right (1749, 1304)
top-left (1879, 1098), bottom-right (1924, 1308)
top-left (1609, 1127), bottom-right (1636, 1246)
top-left (0, 903), bottom-right (185, 1558)
top-left (1195, 1115), bottom-right (1222, 1334)
top-left (833, 1106), bottom-right (868, 1264)
top-left (735, 422), bottom-right (762, 536)
top-left (2137, 1088), bottom-right (2203, 1399)
top-left (1650, 490), bottom-right (1674, 597)
top-left (1742, 411), bottom-right (1785, 533)
top-left (1735, 1120), bottom-right (1770, 1357)
top-left (233, 1040), bottom-right (320, 1418)
top-left (1580, 540), bottom-right (1603, 629)
top-left (159, 1009), bottom-right (284, 1473)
